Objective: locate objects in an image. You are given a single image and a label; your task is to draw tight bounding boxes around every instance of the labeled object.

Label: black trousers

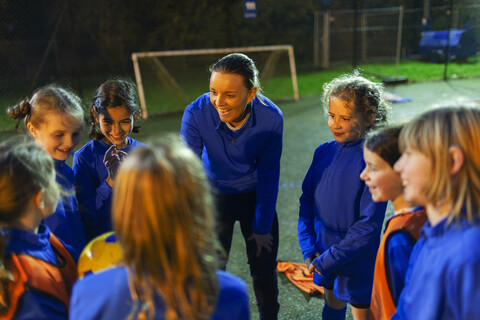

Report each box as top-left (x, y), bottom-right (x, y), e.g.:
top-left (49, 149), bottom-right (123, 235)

top-left (215, 191), bottom-right (280, 320)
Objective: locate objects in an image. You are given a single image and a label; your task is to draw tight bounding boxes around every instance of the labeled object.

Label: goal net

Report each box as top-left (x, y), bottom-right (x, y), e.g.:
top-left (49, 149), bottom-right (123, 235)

top-left (131, 45), bottom-right (299, 118)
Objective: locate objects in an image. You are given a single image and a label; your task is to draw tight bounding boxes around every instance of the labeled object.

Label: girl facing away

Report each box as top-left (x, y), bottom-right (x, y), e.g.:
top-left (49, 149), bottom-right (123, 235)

top-left (0, 139), bottom-right (78, 319)
top-left (360, 125), bottom-right (427, 320)
top-left (298, 72), bottom-right (389, 320)
top-left (7, 85), bottom-right (86, 253)
top-left (69, 136), bottom-right (250, 320)
top-left (73, 79), bottom-right (144, 242)
top-left (392, 105), bottom-right (480, 320)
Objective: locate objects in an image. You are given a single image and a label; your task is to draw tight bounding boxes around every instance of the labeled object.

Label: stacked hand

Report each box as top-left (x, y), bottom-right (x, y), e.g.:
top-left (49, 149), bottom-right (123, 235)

top-left (103, 145), bottom-right (128, 181)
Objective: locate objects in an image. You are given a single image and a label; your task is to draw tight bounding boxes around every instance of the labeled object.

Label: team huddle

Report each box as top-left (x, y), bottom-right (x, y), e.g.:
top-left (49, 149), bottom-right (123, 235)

top-left (0, 53), bottom-right (479, 320)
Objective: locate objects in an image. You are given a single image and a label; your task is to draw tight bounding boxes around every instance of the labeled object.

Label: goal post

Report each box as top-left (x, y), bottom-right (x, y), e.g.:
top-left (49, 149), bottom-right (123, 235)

top-left (132, 45), bottom-right (299, 119)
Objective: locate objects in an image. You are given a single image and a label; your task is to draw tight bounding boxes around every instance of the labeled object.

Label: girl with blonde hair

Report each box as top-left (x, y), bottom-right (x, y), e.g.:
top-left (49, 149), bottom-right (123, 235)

top-left (392, 105), bottom-right (480, 319)
top-left (69, 136), bottom-right (250, 320)
top-left (7, 85), bottom-right (86, 253)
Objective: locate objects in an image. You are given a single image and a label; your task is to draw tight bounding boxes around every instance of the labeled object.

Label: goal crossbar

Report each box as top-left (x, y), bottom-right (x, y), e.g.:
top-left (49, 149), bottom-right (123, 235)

top-left (131, 45), bottom-right (299, 119)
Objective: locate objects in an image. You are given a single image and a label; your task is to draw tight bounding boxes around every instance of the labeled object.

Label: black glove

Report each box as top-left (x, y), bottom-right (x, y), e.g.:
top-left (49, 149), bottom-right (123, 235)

top-left (103, 145), bottom-right (128, 180)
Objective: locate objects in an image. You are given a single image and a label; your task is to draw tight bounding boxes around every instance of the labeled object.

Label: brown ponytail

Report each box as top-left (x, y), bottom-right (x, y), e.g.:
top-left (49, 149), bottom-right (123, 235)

top-left (7, 101), bottom-right (32, 128)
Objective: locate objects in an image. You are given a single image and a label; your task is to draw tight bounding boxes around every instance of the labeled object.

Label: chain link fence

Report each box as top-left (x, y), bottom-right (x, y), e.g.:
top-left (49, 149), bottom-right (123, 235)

top-left (314, 1), bottom-right (480, 71)
top-left (1, 0), bottom-right (479, 123)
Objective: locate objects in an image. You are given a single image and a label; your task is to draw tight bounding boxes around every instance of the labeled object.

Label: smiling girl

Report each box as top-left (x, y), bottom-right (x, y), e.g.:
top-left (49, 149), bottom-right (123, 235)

top-left (73, 79), bottom-right (144, 241)
top-left (391, 106), bottom-right (480, 320)
top-left (8, 85), bottom-right (86, 253)
top-left (181, 53), bottom-right (283, 319)
top-left (360, 125), bottom-right (427, 320)
top-left (298, 72), bottom-right (389, 320)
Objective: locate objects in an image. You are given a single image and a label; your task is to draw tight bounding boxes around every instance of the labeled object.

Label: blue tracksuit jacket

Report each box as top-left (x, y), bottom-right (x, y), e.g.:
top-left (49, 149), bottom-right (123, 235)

top-left (4, 225), bottom-right (77, 319)
top-left (69, 267), bottom-right (250, 320)
top-left (298, 139), bottom-right (387, 304)
top-left (43, 160), bottom-right (86, 254)
top-left (72, 137), bottom-right (144, 241)
top-left (181, 93), bottom-right (283, 235)
top-left (392, 216), bottom-right (480, 319)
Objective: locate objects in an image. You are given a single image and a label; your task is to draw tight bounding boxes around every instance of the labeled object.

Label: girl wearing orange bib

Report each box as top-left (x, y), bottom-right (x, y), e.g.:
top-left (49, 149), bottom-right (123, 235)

top-left (360, 125), bottom-right (427, 320)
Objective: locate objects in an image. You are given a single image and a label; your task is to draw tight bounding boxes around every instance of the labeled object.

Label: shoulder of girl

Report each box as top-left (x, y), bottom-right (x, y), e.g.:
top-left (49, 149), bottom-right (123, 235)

top-left (318, 140), bottom-right (336, 150)
top-left (216, 270), bottom-right (248, 289)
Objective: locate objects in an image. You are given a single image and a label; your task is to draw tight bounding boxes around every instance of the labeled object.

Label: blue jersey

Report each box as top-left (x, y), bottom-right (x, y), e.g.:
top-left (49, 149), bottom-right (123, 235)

top-left (43, 160), bottom-right (86, 254)
top-left (298, 139), bottom-right (387, 304)
top-left (72, 137), bottom-right (144, 241)
top-left (69, 267), bottom-right (250, 320)
top-left (392, 216), bottom-right (480, 320)
top-left (4, 225), bottom-right (77, 320)
top-left (181, 93), bottom-right (283, 235)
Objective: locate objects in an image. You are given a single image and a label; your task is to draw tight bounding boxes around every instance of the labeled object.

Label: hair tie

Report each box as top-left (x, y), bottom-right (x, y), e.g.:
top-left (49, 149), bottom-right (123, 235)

top-left (19, 101), bottom-right (31, 117)
top-left (7, 100), bottom-right (31, 120)
top-left (93, 96), bottom-right (103, 113)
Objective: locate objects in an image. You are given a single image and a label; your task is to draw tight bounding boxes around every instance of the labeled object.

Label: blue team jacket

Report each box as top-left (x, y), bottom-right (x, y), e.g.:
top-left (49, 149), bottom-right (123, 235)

top-left (4, 225), bottom-right (77, 320)
top-left (69, 267), bottom-right (250, 320)
top-left (181, 93), bottom-right (283, 235)
top-left (393, 216), bottom-right (480, 319)
top-left (298, 139), bottom-right (387, 304)
top-left (72, 137), bottom-right (144, 241)
top-left (43, 160), bottom-right (86, 254)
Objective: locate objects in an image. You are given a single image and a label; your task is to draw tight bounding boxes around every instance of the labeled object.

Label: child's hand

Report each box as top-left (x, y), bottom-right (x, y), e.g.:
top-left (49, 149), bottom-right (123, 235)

top-left (103, 145), bottom-right (128, 181)
top-left (306, 253), bottom-right (320, 274)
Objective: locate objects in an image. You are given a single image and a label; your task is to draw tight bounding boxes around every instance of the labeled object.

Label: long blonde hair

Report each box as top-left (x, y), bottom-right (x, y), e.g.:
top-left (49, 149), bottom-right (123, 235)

top-left (112, 135), bottom-right (219, 319)
top-left (399, 105), bottom-right (480, 223)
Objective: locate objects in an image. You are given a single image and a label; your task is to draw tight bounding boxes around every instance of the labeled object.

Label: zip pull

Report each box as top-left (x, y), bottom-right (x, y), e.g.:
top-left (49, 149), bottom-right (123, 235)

top-left (232, 138), bottom-right (235, 144)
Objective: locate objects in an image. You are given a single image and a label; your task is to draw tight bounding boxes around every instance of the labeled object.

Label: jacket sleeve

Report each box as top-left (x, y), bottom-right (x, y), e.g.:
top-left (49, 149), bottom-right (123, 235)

top-left (72, 151), bottom-right (112, 232)
top-left (449, 258), bottom-right (480, 319)
top-left (312, 185), bottom-right (387, 275)
top-left (298, 155), bottom-right (320, 260)
top-left (252, 116), bottom-right (283, 235)
top-left (387, 232), bottom-right (416, 305)
top-left (180, 105), bottom-right (204, 158)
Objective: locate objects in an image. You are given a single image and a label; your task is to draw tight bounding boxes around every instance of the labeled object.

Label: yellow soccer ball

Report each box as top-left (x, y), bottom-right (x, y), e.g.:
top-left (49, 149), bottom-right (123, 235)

top-left (78, 232), bottom-right (124, 278)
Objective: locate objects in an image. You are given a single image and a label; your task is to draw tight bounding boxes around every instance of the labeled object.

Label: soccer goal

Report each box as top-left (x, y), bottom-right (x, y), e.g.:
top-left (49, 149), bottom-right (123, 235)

top-left (131, 45), bottom-right (299, 119)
